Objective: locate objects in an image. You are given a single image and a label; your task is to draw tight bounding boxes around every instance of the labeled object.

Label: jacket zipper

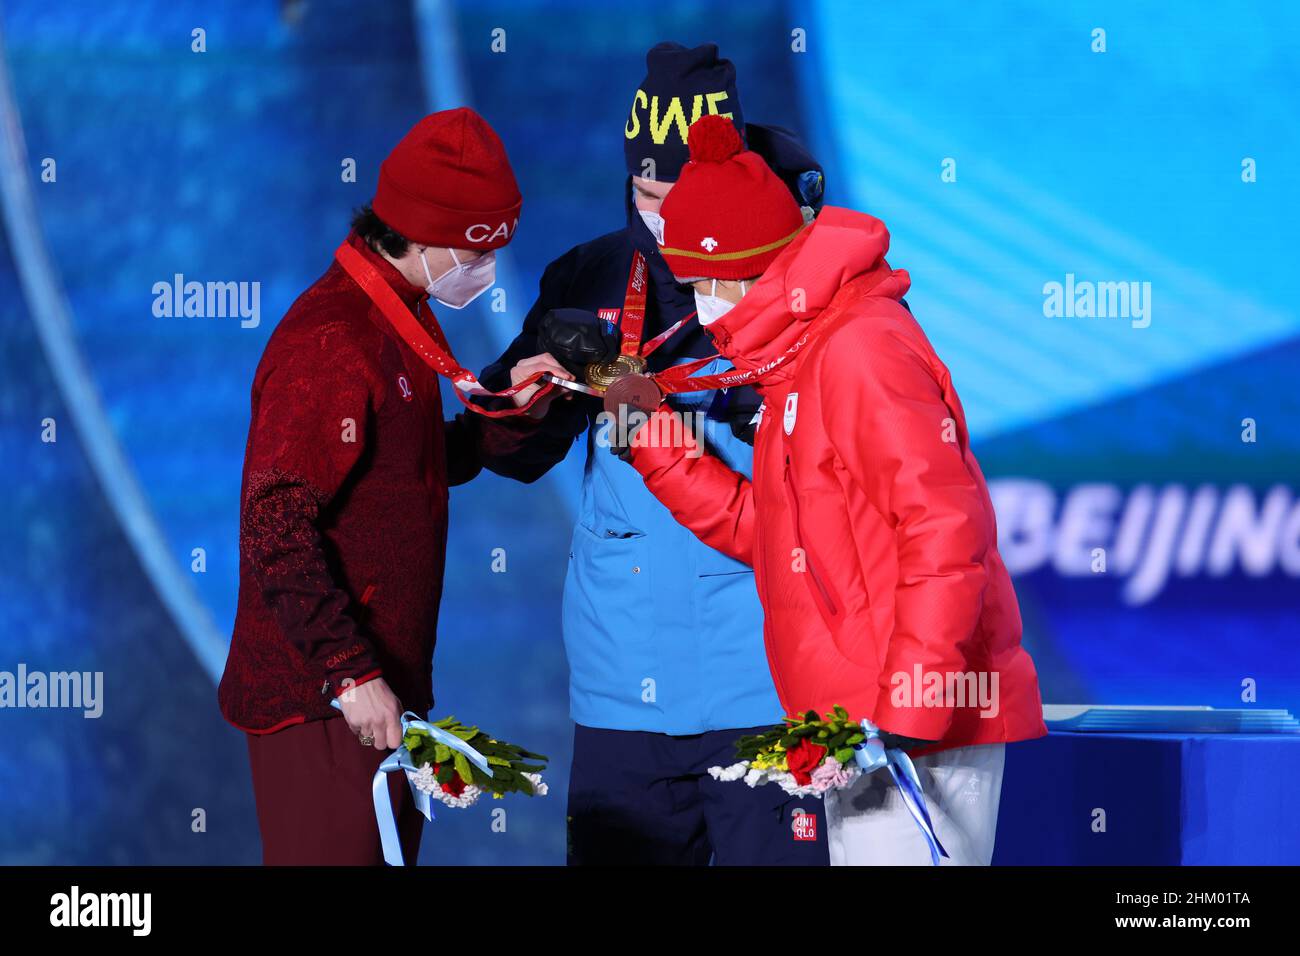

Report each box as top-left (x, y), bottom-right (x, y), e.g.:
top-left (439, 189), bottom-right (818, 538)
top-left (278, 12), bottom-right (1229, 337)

top-left (784, 453), bottom-right (839, 618)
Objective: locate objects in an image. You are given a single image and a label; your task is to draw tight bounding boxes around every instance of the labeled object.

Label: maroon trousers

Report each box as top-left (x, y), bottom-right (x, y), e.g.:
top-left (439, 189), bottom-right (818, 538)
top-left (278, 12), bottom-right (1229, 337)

top-left (246, 716), bottom-right (424, 865)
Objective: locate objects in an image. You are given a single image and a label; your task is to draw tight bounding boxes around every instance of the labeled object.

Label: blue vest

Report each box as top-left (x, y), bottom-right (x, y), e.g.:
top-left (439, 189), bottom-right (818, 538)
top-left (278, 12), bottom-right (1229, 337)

top-left (563, 356), bottom-right (780, 734)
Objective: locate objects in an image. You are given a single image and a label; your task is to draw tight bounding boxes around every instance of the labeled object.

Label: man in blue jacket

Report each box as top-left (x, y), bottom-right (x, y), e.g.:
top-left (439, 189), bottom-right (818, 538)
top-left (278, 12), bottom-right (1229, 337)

top-left (481, 42), bottom-right (828, 865)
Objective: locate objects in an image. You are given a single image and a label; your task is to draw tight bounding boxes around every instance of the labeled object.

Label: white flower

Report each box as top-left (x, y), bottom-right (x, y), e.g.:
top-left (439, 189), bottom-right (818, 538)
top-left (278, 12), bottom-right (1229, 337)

top-left (708, 762), bottom-right (749, 782)
top-left (523, 772), bottom-right (549, 797)
top-left (707, 757), bottom-right (856, 800)
top-left (776, 773), bottom-right (804, 795)
top-left (409, 764), bottom-right (439, 796)
top-left (410, 762), bottom-right (548, 804)
top-left (409, 764), bottom-right (481, 808)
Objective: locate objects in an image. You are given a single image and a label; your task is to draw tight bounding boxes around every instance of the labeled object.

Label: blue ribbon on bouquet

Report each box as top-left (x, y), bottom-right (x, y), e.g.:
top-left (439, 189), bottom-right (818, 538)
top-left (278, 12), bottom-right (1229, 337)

top-left (851, 718), bottom-right (949, 866)
top-left (330, 700), bottom-right (494, 866)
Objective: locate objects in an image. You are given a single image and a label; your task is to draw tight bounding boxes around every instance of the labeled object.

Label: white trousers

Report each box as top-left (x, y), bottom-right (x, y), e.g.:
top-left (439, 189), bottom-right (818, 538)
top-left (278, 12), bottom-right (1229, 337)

top-left (824, 743), bottom-right (1005, 866)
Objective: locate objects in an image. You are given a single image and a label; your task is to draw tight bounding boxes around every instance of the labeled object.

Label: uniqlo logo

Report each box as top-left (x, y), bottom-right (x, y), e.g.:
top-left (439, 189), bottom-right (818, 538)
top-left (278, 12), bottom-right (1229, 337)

top-left (597, 308), bottom-right (621, 324)
top-left (792, 813), bottom-right (818, 841)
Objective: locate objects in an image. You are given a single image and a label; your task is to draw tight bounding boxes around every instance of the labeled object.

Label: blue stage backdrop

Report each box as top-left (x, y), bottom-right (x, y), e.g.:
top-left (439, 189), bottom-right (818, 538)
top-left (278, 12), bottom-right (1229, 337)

top-left (0, 0), bottom-right (1295, 864)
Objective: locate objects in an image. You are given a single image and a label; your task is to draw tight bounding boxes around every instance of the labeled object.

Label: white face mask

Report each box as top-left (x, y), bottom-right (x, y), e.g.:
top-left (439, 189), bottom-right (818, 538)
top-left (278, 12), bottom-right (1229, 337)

top-left (419, 247), bottom-right (496, 309)
top-left (694, 278), bottom-right (748, 326)
top-left (638, 208), bottom-right (665, 245)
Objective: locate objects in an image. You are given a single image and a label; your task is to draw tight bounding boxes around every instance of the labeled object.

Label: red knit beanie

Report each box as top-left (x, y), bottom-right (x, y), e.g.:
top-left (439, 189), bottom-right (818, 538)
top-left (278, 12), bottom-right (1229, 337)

top-left (657, 115), bottom-right (805, 281)
top-left (372, 107), bottom-right (522, 251)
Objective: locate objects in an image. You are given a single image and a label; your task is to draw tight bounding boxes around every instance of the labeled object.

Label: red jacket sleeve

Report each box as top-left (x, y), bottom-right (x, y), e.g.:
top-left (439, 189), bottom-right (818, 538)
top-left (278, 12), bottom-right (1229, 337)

top-left (241, 320), bottom-right (384, 695)
top-left (625, 407), bottom-right (756, 564)
top-left (816, 314), bottom-right (991, 741)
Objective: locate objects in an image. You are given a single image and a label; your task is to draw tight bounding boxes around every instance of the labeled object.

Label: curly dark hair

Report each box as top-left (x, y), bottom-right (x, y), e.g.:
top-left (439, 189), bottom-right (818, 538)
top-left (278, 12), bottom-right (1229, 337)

top-left (350, 204), bottom-right (411, 258)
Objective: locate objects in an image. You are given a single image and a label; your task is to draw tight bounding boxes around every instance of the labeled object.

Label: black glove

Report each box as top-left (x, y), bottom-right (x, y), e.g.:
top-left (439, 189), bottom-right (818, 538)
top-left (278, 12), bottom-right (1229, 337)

top-left (609, 409), bottom-right (660, 462)
top-left (609, 426), bottom-right (635, 463)
top-left (537, 309), bottom-right (621, 377)
top-left (708, 385), bottom-right (763, 446)
top-left (728, 410), bottom-right (758, 445)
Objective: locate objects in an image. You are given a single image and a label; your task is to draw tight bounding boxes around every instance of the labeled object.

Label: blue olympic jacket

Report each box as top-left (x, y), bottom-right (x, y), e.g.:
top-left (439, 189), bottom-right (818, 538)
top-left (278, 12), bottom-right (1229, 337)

top-left (481, 125), bottom-right (824, 734)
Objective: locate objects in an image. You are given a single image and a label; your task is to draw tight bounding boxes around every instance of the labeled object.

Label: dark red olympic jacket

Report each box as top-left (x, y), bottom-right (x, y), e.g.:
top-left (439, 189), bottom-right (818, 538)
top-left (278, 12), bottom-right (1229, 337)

top-left (218, 232), bottom-right (563, 733)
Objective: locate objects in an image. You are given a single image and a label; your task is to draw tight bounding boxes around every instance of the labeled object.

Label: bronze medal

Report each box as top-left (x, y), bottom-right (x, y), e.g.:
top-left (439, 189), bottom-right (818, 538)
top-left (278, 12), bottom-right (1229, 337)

top-left (602, 372), bottom-right (662, 415)
top-left (584, 353), bottom-right (646, 391)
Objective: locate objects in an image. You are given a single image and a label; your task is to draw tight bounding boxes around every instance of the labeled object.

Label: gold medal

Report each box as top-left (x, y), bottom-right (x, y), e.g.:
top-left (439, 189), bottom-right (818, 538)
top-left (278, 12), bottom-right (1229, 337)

top-left (584, 353), bottom-right (646, 391)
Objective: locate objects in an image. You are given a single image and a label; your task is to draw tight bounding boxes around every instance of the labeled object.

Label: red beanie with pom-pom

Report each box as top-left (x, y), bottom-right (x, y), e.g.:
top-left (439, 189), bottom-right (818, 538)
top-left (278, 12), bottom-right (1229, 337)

top-left (657, 115), bottom-right (805, 281)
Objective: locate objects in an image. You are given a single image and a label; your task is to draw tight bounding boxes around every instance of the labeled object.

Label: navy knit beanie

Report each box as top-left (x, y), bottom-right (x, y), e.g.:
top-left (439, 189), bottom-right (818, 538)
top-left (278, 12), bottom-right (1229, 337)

top-left (623, 42), bottom-right (745, 183)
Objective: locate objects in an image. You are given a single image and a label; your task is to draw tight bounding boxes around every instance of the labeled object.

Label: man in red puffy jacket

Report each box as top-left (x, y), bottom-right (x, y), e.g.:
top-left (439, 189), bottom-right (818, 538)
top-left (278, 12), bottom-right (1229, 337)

top-left (616, 116), bottom-right (1047, 864)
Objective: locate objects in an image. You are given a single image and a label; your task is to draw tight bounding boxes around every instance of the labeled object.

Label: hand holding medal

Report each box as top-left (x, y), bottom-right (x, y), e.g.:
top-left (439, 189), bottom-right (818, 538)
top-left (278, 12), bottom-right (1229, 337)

top-left (531, 251), bottom-right (682, 417)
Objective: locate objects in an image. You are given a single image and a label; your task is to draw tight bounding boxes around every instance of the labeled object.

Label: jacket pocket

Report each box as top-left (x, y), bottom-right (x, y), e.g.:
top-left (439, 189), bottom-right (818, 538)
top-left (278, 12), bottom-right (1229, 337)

top-left (563, 524), bottom-right (661, 720)
top-left (578, 442), bottom-right (647, 539)
top-left (784, 453), bottom-right (841, 624)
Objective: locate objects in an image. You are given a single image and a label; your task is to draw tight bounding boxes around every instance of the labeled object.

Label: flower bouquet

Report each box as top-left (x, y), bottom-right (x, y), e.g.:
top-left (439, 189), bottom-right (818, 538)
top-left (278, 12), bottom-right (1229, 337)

top-left (709, 706), bottom-right (867, 796)
top-left (403, 714), bottom-right (549, 809)
top-left (330, 700), bottom-right (548, 865)
top-left (709, 706), bottom-right (950, 864)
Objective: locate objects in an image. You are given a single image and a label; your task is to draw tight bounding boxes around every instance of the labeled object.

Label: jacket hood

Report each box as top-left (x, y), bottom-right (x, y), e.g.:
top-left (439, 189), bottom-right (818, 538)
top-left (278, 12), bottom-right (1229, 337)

top-left (704, 207), bottom-right (911, 385)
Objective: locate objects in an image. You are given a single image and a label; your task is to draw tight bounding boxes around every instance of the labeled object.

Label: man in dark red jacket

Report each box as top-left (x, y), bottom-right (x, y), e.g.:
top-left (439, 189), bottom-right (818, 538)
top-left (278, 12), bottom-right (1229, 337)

top-left (218, 108), bottom-right (573, 865)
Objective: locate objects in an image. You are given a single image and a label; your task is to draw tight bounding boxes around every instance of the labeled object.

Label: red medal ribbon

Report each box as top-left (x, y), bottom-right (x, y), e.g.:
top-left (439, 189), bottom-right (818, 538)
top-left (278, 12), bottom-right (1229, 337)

top-left (607, 249), bottom-right (697, 359)
top-left (649, 273), bottom-right (883, 395)
top-left (640, 309), bottom-right (697, 357)
top-left (335, 241), bottom-right (550, 418)
top-left (649, 334), bottom-right (817, 395)
top-left (618, 250), bottom-right (649, 357)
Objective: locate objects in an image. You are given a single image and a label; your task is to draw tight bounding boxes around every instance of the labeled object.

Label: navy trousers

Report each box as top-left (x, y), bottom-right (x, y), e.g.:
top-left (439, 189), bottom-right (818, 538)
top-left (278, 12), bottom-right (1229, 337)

top-left (567, 723), bottom-right (830, 866)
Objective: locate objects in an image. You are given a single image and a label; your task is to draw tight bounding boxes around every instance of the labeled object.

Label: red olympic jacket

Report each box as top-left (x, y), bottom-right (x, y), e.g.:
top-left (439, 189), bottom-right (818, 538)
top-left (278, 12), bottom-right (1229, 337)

top-left (627, 208), bottom-right (1046, 755)
top-left (218, 232), bottom-right (560, 734)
